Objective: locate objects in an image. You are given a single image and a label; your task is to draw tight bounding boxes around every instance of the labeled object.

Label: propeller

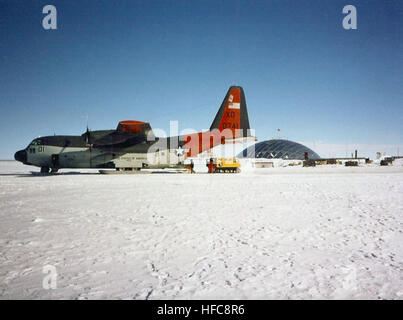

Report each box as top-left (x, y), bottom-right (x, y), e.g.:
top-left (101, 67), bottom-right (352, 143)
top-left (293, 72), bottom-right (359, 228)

top-left (81, 115), bottom-right (91, 145)
top-left (85, 126), bottom-right (91, 145)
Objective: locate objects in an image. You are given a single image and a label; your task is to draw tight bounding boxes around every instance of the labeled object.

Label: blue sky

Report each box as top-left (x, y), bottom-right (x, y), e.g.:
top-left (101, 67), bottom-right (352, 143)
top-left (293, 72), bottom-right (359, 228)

top-left (0, 0), bottom-right (402, 159)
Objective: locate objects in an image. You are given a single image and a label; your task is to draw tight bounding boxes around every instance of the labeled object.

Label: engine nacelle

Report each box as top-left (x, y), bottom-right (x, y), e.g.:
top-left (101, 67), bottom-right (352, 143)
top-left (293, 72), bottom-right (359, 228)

top-left (117, 120), bottom-right (150, 133)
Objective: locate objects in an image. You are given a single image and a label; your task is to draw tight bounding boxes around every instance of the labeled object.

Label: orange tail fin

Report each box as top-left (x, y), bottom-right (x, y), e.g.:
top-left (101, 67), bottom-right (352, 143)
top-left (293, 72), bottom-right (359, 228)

top-left (210, 86), bottom-right (251, 138)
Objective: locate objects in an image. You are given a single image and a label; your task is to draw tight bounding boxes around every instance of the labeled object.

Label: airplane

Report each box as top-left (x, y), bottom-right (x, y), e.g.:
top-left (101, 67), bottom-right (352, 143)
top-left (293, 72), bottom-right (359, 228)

top-left (14, 86), bottom-right (254, 173)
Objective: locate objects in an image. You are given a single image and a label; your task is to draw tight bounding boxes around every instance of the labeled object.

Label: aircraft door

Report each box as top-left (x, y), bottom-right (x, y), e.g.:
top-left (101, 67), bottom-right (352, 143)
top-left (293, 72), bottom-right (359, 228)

top-left (51, 154), bottom-right (60, 168)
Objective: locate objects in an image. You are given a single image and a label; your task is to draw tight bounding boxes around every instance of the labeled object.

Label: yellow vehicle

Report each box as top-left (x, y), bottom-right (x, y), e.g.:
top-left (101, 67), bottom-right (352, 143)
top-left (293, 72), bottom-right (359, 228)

top-left (215, 157), bottom-right (241, 173)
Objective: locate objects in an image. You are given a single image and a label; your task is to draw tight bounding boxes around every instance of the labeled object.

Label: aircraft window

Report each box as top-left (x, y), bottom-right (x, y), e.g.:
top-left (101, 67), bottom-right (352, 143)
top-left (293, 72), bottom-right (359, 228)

top-left (31, 139), bottom-right (43, 146)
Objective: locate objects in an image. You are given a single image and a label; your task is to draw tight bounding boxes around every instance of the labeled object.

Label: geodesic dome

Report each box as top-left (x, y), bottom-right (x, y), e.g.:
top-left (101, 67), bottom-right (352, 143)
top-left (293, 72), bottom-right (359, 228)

top-left (238, 139), bottom-right (320, 160)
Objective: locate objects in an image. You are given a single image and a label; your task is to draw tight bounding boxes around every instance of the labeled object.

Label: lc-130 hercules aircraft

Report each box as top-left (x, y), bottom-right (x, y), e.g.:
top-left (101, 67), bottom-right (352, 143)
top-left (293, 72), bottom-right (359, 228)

top-left (14, 86), bottom-right (254, 173)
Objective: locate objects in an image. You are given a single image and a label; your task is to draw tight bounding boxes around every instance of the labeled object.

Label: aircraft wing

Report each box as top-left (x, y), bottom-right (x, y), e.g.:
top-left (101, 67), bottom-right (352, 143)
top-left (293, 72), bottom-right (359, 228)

top-left (92, 120), bottom-right (154, 147)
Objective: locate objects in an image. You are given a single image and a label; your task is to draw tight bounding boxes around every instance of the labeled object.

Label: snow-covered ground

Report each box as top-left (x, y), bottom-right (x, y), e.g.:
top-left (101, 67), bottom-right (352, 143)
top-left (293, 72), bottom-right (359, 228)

top-left (0, 160), bottom-right (402, 299)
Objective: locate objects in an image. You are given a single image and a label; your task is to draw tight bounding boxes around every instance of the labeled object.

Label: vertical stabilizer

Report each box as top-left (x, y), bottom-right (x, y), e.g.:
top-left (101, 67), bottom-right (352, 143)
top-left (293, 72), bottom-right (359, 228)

top-left (210, 86), bottom-right (251, 138)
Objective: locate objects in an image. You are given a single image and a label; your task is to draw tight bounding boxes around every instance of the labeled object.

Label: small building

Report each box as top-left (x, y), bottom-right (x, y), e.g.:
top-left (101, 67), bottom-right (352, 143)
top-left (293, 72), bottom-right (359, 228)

top-left (253, 161), bottom-right (274, 168)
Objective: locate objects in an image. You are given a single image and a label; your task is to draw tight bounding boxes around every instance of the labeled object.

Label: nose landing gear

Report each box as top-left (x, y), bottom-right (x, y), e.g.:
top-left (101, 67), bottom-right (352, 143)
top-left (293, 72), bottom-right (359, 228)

top-left (40, 154), bottom-right (60, 174)
top-left (40, 166), bottom-right (50, 173)
top-left (39, 166), bottom-right (58, 174)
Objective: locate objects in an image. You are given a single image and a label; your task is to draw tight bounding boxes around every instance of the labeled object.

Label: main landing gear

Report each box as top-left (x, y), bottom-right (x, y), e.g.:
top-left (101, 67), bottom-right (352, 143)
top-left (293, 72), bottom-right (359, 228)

top-left (40, 167), bottom-right (59, 174)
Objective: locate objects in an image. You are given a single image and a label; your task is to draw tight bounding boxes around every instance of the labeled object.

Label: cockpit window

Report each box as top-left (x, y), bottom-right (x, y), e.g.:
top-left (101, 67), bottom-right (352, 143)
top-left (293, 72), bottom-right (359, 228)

top-left (31, 139), bottom-right (43, 146)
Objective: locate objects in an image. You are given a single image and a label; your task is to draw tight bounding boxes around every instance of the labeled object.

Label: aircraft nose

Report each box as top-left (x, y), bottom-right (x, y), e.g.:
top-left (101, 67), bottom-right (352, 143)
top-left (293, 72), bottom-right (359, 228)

top-left (14, 149), bottom-right (27, 163)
